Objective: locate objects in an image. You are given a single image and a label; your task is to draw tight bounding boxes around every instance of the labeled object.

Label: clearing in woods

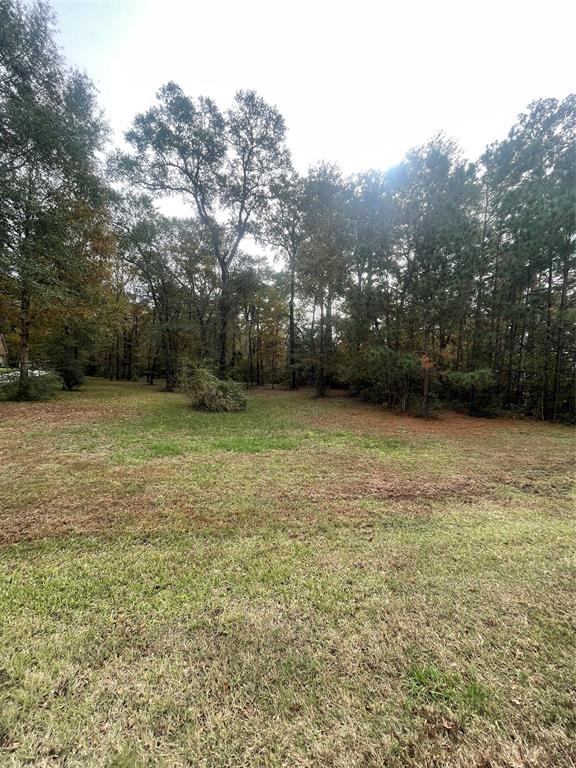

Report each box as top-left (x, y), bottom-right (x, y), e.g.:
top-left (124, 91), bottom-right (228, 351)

top-left (0, 379), bottom-right (574, 767)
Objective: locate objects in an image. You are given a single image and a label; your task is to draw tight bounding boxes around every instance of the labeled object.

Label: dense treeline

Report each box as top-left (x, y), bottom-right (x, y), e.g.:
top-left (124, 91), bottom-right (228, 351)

top-left (1, 0), bottom-right (574, 419)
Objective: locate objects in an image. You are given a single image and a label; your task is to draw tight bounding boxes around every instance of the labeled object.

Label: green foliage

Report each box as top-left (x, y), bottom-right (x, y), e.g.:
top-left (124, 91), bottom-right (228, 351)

top-left (46, 332), bottom-right (86, 391)
top-left (2, 0), bottom-right (573, 422)
top-left (180, 364), bottom-right (246, 412)
top-left (57, 360), bottom-right (85, 391)
top-left (339, 344), bottom-right (424, 413)
top-left (0, 0), bottom-right (109, 396)
top-left (444, 368), bottom-right (495, 392)
top-left (408, 664), bottom-right (459, 704)
top-left (0, 371), bottom-right (62, 401)
top-left (340, 346), bottom-right (501, 417)
top-left (44, 325), bottom-right (93, 391)
top-left (443, 369), bottom-right (497, 416)
top-left (115, 84), bottom-right (291, 377)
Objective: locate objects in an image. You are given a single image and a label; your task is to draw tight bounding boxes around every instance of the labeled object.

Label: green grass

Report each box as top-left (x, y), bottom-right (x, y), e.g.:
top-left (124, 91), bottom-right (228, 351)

top-left (0, 379), bottom-right (574, 767)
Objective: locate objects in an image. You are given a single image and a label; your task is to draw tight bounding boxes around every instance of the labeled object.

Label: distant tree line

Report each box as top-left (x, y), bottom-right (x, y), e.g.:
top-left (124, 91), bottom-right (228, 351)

top-left (1, 0), bottom-right (574, 419)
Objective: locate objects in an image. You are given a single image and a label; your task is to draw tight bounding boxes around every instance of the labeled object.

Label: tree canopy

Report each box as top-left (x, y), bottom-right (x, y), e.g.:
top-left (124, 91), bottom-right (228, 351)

top-left (1, 0), bottom-right (574, 420)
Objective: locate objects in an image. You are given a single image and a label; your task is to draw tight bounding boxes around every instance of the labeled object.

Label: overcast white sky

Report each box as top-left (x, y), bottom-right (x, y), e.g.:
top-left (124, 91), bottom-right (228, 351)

top-left (53, 0), bottom-right (574, 174)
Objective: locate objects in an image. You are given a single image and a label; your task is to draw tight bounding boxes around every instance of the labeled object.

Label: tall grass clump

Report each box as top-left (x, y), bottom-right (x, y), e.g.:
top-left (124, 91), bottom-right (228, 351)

top-left (180, 364), bottom-right (246, 412)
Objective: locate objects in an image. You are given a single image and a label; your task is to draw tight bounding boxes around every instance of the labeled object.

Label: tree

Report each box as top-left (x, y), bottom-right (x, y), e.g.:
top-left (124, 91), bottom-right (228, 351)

top-left (300, 164), bottom-right (352, 395)
top-left (480, 96), bottom-right (576, 419)
top-left (263, 173), bottom-right (306, 388)
top-left (173, 220), bottom-right (219, 363)
top-left (0, 0), bottom-right (109, 398)
top-left (391, 136), bottom-right (479, 416)
top-left (114, 196), bottom-right (186, 391)
top-left (114, 85), bottom-right (291, 378)
top-left (344, 170), bottom-right (396, 350)
top-left (231, 257), bottom-right (287, 388)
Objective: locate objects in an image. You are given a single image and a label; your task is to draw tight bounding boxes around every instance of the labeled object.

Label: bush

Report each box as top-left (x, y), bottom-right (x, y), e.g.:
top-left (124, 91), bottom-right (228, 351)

top-left (180, 365), bottom-right (247, 412)
top-left (338, 345), bottom-right (424, 413)
top-left (0, 369), bottom-right (62, 401)
top-left (442, 369), bottom-right (496, 416)
top-left (57, 360), bottom-right (85, 391)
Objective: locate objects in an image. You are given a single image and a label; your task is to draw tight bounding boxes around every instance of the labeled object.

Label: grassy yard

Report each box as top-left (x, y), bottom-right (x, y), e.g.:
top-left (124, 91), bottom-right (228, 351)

top-left (0, 379), bottom-right (574, 768)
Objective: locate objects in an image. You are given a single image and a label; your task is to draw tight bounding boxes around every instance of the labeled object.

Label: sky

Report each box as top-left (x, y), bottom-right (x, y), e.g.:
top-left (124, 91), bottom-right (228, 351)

top-left (53, 0), bottom-right (575, 177)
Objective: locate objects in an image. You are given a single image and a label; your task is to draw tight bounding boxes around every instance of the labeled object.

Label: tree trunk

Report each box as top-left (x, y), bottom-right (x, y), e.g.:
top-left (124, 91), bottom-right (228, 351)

top-left (471, 187), bottom-right (489, 368)
top-left (551, 246), bottom-right (570, 420)
top-left (198, 314), bottom-right (208, 360)
top-left (288, 249), bottom-right (297, 389)
top-left (422, 322), bottom-right (431, 418)
top-left (245, 307), bottom-right (253, 387)
top-left (147, 350), bottom-right (158, 385)
top-left (218, 264), bottom-right (229, 379)
top-left (115, 330), bottom-right (121, 381)
top-left (316, 297), bottom-right (326, 397)
top-left (541, 259), bottom-right (553, 418)
top-left (325, 294), bottom-right (333, 350)
top-left (455, 316), bottom-right (464, 371)
top-left (161, 300), bottom-right (178, 392)
top-left (255, 315), bottom-right (264, 386)
top-left (163, 329), bottom-right (177, 392)
top-left (470, 275), bottom-right (484, 369)
top-left (17, 287), bottom-right (32, 399)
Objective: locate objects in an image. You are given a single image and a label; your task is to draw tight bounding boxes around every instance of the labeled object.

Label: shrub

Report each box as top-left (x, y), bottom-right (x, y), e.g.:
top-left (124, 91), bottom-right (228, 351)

top-left (338, 345), bottom-right (424, 413)
top-left (0, 369), bottom-right (62, 401)
top-left (57, 360), bottom-right (85, 391)
top-left (48, 343), bottom-right (86, 390)
top-left (180, 365), bottom-right (246, 412)
top-left (443, 369), bottom-right (496, 416)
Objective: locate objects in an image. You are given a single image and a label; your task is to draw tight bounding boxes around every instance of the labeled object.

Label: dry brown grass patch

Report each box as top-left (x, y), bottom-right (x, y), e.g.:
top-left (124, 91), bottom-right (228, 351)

top-left (0, 400), bottom-right (133, 431)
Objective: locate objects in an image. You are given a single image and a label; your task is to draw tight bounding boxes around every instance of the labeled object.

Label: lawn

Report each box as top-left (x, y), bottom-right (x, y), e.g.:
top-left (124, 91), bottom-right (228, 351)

top-left (0, 379), bottom-right (574, 767)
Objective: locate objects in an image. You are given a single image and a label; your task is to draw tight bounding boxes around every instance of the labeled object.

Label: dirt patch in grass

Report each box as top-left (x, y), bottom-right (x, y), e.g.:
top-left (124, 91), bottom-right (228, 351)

top-left (0, 457), bottom-right (195, 544)
top-left (0, 400), bottom-right (133, 430)
top-left (319, 473), bottom-right (483, 502)
top-left (272, 449), bottom-right (485, 504)
top-left (0, 499), bottom-right (125, 545)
